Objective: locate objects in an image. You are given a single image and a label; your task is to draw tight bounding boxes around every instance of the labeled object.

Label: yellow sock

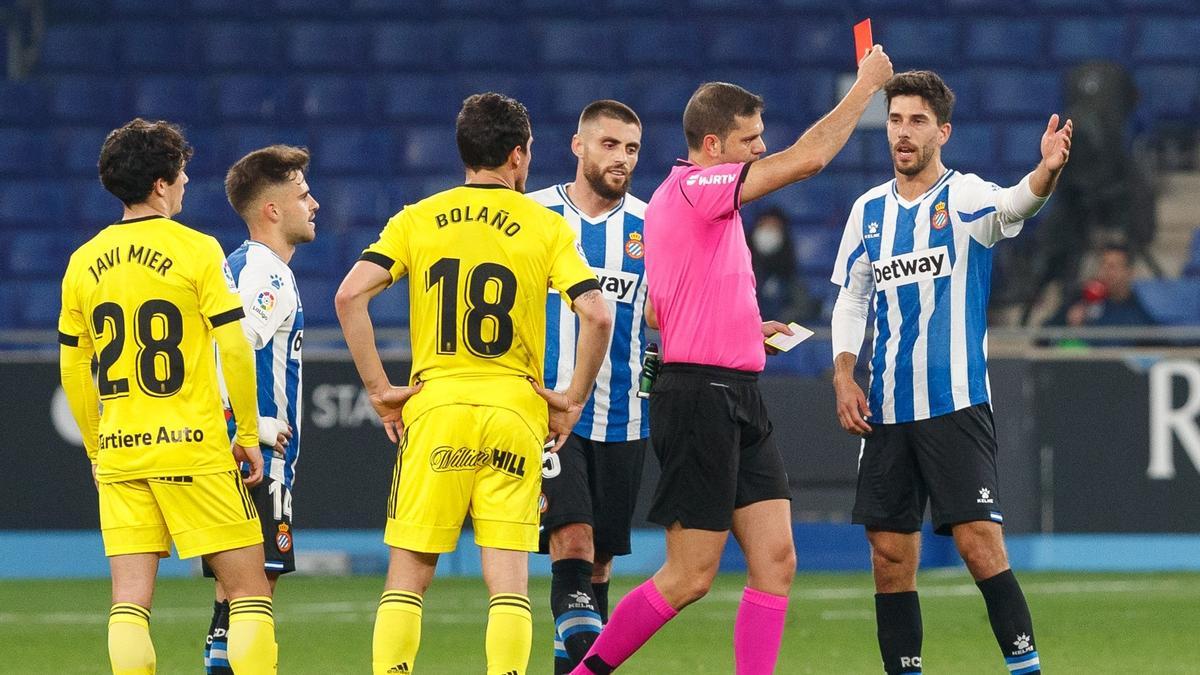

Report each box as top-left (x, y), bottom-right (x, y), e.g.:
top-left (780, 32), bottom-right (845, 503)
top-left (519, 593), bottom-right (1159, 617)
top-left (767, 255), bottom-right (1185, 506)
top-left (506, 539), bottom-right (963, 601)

top-left (486, 594), bottom-right (532, 675)
top-left (373, 590), bottom-right (423, 674)
top-left (108, 603), bottom-right (155, 675)
top-left (227, 596), bottom-right (277, 675)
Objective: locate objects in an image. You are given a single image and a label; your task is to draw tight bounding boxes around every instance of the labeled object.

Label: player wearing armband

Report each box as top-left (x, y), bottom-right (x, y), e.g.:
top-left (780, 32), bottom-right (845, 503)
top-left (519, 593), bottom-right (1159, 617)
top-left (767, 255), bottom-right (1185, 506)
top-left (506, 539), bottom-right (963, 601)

top-left (830, 71), bottom-right (1071, 675)
top-left (58, 119), bottom-right (276, 675)
top-left (336, 93), bottom-right (613, 675)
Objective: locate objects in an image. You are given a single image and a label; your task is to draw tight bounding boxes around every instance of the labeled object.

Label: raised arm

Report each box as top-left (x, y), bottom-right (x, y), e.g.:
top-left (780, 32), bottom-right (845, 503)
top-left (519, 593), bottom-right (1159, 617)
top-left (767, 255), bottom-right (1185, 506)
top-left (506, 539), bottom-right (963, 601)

top-left (741, 46), bottom-right (894, 205)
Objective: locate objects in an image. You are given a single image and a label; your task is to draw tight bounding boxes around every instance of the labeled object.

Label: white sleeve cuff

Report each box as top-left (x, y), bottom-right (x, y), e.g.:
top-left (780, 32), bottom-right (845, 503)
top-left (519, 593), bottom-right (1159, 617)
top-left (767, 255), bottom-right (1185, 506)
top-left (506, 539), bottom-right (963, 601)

top-left (831, 286), bottom-right (871, 359)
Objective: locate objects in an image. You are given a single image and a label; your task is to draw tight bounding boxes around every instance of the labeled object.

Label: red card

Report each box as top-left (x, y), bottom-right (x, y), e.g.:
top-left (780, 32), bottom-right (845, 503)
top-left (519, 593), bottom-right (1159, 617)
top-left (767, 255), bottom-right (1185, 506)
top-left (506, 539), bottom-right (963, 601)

top-left (854, 18), bottom-right (873, 64)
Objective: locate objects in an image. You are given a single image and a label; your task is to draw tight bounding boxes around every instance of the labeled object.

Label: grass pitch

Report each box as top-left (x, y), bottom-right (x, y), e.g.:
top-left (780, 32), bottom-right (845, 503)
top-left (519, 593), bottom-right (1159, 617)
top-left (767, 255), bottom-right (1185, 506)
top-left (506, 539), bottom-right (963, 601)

top-left (1, 571), bottom-right (1197, 673)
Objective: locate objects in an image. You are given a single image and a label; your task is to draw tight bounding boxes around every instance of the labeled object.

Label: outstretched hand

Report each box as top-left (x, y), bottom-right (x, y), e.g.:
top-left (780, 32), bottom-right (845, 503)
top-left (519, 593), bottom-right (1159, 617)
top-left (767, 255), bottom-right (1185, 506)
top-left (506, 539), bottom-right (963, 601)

top-left (529, 379), bottom-right (584, 453)
top-left (369, 380), bottom-right (425, 444)
top-left (1041, 114), bottom-right (1073, 172)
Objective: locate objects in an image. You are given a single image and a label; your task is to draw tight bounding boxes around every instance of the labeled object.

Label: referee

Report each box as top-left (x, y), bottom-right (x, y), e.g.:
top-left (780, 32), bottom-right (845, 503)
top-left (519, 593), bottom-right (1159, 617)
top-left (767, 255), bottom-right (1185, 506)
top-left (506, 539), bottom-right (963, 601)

top-left (573, 47), bottom-right (894, 675)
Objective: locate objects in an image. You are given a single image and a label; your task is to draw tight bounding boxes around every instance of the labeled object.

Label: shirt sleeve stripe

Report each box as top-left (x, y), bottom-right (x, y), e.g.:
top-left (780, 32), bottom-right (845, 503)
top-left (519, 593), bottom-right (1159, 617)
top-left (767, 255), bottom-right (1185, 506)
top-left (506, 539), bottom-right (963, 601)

top-left (733, 161), bottom-right (752, 209)
top-left (209, 307), bottom-right (245, 328)
top-left (57, 331), bottom-right (80, 347)
top-left (359, 251), bottom-right (395, 271)
top-left (566, 278), bottom-right (601, 302)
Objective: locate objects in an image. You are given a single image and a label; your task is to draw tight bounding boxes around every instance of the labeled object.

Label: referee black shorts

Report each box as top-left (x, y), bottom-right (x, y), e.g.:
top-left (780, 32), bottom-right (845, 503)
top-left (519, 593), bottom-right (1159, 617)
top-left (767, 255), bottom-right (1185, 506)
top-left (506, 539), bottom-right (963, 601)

top-left (647, 363), bottom-right (791, 532)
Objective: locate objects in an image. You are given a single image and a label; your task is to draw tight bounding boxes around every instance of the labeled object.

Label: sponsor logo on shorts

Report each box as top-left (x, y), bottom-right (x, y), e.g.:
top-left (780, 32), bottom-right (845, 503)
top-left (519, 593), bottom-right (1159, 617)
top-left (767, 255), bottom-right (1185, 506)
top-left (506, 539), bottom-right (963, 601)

top-left (871, 245), bottom-right (951, 292)
top-left (275, 523), bottom-right (292, 553)
top-left (977, 487), bottom-right (994, 504)
top-left (429, 445), bottom-right (491, 472)
top-left (491, 447), bottom-right (527, 478)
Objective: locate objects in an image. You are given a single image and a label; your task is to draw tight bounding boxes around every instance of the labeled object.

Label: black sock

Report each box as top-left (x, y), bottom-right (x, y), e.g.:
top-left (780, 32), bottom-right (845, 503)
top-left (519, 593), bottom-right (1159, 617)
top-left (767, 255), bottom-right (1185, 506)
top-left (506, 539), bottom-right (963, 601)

top-left (551, 558), bottom-right (602, 673)
top-left (206, 599), bottom-right (232, 675)
top-left (977, 569), bottom-right (1040, 674)
top-left (592, 581), bottom-right (610, 624)
top-left (875, 591), bottom-right (923, 674)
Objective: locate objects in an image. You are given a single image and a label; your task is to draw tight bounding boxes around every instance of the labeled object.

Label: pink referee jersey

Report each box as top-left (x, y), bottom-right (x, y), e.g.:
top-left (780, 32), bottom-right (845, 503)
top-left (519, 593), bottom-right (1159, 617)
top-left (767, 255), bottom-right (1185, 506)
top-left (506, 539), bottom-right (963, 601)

top-left (645, 159), bottom-right (765, 372)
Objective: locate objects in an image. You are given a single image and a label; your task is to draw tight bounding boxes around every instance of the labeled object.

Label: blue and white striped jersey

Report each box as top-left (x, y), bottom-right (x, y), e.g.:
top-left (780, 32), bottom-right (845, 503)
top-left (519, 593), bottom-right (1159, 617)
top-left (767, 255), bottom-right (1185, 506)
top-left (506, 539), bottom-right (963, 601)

top-left (226, 241), bottom-right (304, 489)
top-left (831, 170), bottom-right (1024, 425)
top-left (529, 184), bottom-right (650, 442)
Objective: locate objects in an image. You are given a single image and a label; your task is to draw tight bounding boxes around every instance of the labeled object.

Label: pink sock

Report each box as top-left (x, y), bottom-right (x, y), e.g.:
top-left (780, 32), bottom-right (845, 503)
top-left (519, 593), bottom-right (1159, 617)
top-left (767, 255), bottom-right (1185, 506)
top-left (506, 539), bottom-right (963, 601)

top-left (734, 586), bottom-right (790, 674)
top-left (571, 578), bottom-right (678, 674)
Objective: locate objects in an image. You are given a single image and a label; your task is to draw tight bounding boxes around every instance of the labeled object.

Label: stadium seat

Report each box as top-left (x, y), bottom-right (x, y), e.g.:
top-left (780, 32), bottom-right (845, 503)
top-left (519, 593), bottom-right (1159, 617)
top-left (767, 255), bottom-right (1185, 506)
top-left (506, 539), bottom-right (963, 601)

top-left (537, 21), bottom-right (620, 66)
top-left (625, 22), bottom-right (701, 66)
top-left (352, 0), bottom-right (431, 14)
top-left (877, 18), bottom-right (958, 68)
top-left (49, 76), bottom-right (128, 124)
top-left (273, 0), bottom-right (349, 14)
top-left (1052, 18), bottom-right (1127, 63)
top-left (343, 225), bottom-right (387, 267)
top-left (0, 129), bottom-right (52, 176)
top-left (792, 226), bottom-right (844, 269)
top-left (999, 121), bottom-right (1047, 169)
top-left (110, 0), bottom-right (185, 14)
top-left (201, 22), bottom-right (281, 68)
top-left (771, 172), bottom-right (837, 224)
top-left (288, 227), bottom-right (340, 275)
top-left (975, 69), bottom-right (1061, 116)
top-left (297, 279), bottom-right (338, 326)
top-left (190, 0), bottom-right (271, 15)
top-left (789, 19), bottom-right (846, 68)
top-left (0, 281), bottom-right (18, 330)
top-left (117, 22), bottom-right (198, 70)
top-left (940, 122), bottom-right (998, 172)
top-left (627, 72), bottom-right (697, 120)
top-left (214, 75), bottom-right (295, 122)
top-left (549, 73), bottom-right (631, 120)
top-left (71, 178), bottom-right (119, 226)
top-left (312, 127), bottom-right (399, 174)
top-left (366, 277), bottom-right (410, 327)
top-left (297, 76), bottom-right (378, 121)
top-left (132, 76), bottom-right (214, 125)
top-left (1134, 67), bottom-right (1200, 120)
top-left (38, 24), bottom-right (117, 72)
top-left (965, 19), bottom-right (1044, 66)
top-left (4, 230), bottom-right (74, 276)
top-left (0, 80), bottom-right (49, 123)
top-left (54, 127), bottom-right (107, 177)
top-left (1028, 0), bottom-right (1104, 8)
top-left (207, 226), bottom-right (246, 254)
top-left (445, 21), bottom-right (535, 68)
top-left (179, 178), bottom-right (240, 231)
top-left (1134, 279), bottom-right (1200, 325)
top-left (372, 22), bottom-right (450, 68)
top-left (14, 280), bottom-right (62, 328)
top-left (1133, 17), bottom-right (1200, 62)
top-left (453, 73), bottom-right (550, 119)
top-left (288, 22), bottom-right (371, 68)
top-left (0, 182), bottom-right (69, 229)
top-left (707, 22), bottom-right (791, 68)
top-left (380, 76), bottom-right (461, 122)
top-left (320, 179), bottom-right (391, 224)
top-left (403, 126), bottom-right (464, 172)
top-left (1182, 230), bottom-right (1200, 278)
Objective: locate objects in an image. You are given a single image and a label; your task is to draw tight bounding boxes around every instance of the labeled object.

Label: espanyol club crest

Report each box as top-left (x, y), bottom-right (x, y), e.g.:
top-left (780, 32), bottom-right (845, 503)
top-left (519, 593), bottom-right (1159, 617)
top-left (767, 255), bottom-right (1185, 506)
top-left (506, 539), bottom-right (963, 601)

top-left (538, 493), bottom-right (548, 513)
top-left (625, 232), bottom-right (644, 259)
top-left (275, 523), bottom-right (293, 553)
top-left (932, 202), bottom-right (949, 230)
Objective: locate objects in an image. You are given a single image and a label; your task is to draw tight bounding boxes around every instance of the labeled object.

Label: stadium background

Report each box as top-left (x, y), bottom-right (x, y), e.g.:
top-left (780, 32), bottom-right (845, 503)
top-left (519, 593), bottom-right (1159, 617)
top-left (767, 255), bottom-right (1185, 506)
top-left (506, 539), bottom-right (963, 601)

top-left (1, 0), bottom-right (1199, 672)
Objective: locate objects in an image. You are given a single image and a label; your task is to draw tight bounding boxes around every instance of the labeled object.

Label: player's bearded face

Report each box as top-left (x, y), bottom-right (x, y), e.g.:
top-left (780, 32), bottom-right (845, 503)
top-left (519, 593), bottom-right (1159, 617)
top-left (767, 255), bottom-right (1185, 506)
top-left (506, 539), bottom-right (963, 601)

top-left (582, 154), bottom-right (630, 200)
top-left (891, 136), bottom-right (937, 176)
top-left (578, 120), bottom-right (641, 201)
top-left (887, 96), bottom-right (947, 177)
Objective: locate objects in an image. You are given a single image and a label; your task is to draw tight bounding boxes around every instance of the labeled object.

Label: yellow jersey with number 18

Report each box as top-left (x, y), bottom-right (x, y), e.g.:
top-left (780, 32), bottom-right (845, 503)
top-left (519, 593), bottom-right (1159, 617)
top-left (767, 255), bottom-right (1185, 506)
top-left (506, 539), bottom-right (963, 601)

top-left (361, 184), bottom-right (599, 431)
top-left (58, 216), bottom-right (248, 481)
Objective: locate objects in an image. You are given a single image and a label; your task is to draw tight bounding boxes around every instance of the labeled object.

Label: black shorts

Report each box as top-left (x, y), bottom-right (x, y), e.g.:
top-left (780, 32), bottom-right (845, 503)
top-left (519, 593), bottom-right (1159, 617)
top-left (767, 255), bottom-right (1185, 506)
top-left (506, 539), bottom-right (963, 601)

top-left (647, 364), bottom-right (791, 532)
top-left (537, 434), bottom-right (647, 557)
top-left (853, 402), bottom-right (1003, 536)
top-left (202, 477), bottom-right (296, 577)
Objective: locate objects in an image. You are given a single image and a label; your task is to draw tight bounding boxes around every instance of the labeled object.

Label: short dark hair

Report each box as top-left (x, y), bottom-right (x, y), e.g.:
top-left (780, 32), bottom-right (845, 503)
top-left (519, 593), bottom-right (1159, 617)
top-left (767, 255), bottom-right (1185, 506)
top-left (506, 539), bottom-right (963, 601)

top-left (456, 92), bottom-right (531, 170)
top-left (98, 118), bottom-right (193, 207)
top-left (884, 70), bottom-right (956, 125)
top-left (579, 99), bottom-right (641, 129)
top-left (683, 82), bottom-right (764, 151)
top-left (225, 145), bottom-right (311, 218)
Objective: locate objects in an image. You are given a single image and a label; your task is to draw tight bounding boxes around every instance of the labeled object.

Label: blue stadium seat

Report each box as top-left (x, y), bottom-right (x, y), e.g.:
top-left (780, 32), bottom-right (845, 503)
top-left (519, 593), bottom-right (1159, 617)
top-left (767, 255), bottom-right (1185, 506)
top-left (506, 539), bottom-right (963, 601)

top-left (367, 277), bottom-right (410, 327)
top-left (0, 80), bottom-right (48, 123)
top-left (288, 22), bottom-right (371, 68)
top-left (789, 18), bottom-right (846, 68)
top-left (940, 122), bottom-right (998, 172)
top-left (4, 230), bottom-right (74, 276)
top-left (707, 22), bottom-right (791, 68)
top-left (190, 0), bottom-right (272, 15)
top-left (311, 127), bottom-right (399, 174)
top-left (45, 0), bottom-right (111, 20)
top-left (39, 24), bottom-right (117, 72)
top-left (628, 72), bottom-right (697, 120)
top-left (965, 19), bottom-right (1044, 66)
top-left (453, 74), bottom-right (550, 120)
top-left (784, 70), bottom-right (838, 121)
top-left (1116, 0), bottom-right (1200, 7)
top-left (761, 340), bottom-right (830, 377)
top-left (219, 126), bottom-right (310, 165)
top-left (549, 73), bottom-right (631, 120)
top-left (1134, 279), bottom-right (1200, 325)
top-left (297, 76), bottom-right (378, 121)
top-left (297, 279), bottom-right (338, 327)
top-left (877, 18), bottom-right (958, 67)
top-left (975, 69), bottom-right (1061, 116)
top-left (527, 123), bottom-right (575, 179)
top-left (772, 172), bottom-right (838, 223)
top-left (1182, 230), bottom-right (1200, 278)
top-left (110, 0), bottom-right (185, 14)
top-left (287, 228), bottom-right (340, 275)
top-left (72, 179), bottom-right (120, 225)
top-left (50, 76), bottom-right (128, 124)
top-left (343, 225), bottom-right (386, 267)
top-left (0, 182), bottom-right (69, 228)
top-left (1134, 17), bottom-right (1200, 62)
top-left (207, 226), bottom-right (246, 254)
top-left (380, 76), bottom-right (461, 122)
top-left (273, 0), bottom-right (349, 13)
top-left (0, 129), bottom-right (52, 176)
top-left (637, 125), bottom-right (685, 176)
top-left (320, 179), bottom-right (391, 224)
top-left (403, 126), bottom-right (464, 172)
top-left (56, 127), bottom-right (107, 176)
top-left (999, 121), bottom-right (1047, 169)
top-left (1052, 18), bottom-right (1127, 63)
top-left (0, 281), bottom-right (18, 330)
top-left (791, 226), bottom-right (843, 269)
top-left (179, 178), bottom-right (240, 231)
top-left (444, 21), bottom-right (535, 68)
top-left (825, 132), bottom-right (866, 172)
top-left (1135, 67), bottom-right (1200, 120)
top-left (118, 22), bottom-right (198, 69)
top-left (214, 75), bottom-right (294, 122)
top-left (201, 22), bottom-right (281, 68)
top-left (15, 280), bottom-right (62, 328)
top-left (538, 21), bottom-right (621, 66)
top-left (352, 0), bottom-right (431, 14)
top-left (1028, 0), bottom-right (1106, 8)
top-left (625, 22), bottom-right (701, 66)
top-left (372, 22), bottom-right (450, 68)
top-left (132, 76), bottom-right (214, 125)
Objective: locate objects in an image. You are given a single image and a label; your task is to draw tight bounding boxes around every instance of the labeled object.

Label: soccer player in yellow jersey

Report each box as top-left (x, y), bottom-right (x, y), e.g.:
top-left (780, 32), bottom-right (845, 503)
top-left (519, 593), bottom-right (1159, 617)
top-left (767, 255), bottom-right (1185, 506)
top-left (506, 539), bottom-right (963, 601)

top-left (336, 93), bottom-right (613, 675)
top-left (58, 119), bottom-right (277, 675)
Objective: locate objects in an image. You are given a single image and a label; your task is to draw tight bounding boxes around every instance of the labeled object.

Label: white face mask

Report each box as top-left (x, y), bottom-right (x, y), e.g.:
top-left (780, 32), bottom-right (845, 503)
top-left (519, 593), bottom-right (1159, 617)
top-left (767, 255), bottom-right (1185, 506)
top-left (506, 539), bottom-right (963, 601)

top-left (752, 225), bottom-right (785, 254)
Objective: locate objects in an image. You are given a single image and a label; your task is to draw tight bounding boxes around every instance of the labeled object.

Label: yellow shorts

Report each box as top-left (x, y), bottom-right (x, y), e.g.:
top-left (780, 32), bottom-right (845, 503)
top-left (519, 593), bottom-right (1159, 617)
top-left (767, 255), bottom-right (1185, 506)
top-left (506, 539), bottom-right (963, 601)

top-left (385, 404), bottom-right (543, 553)
top-left (99, 470), bottom-right (264, 559)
